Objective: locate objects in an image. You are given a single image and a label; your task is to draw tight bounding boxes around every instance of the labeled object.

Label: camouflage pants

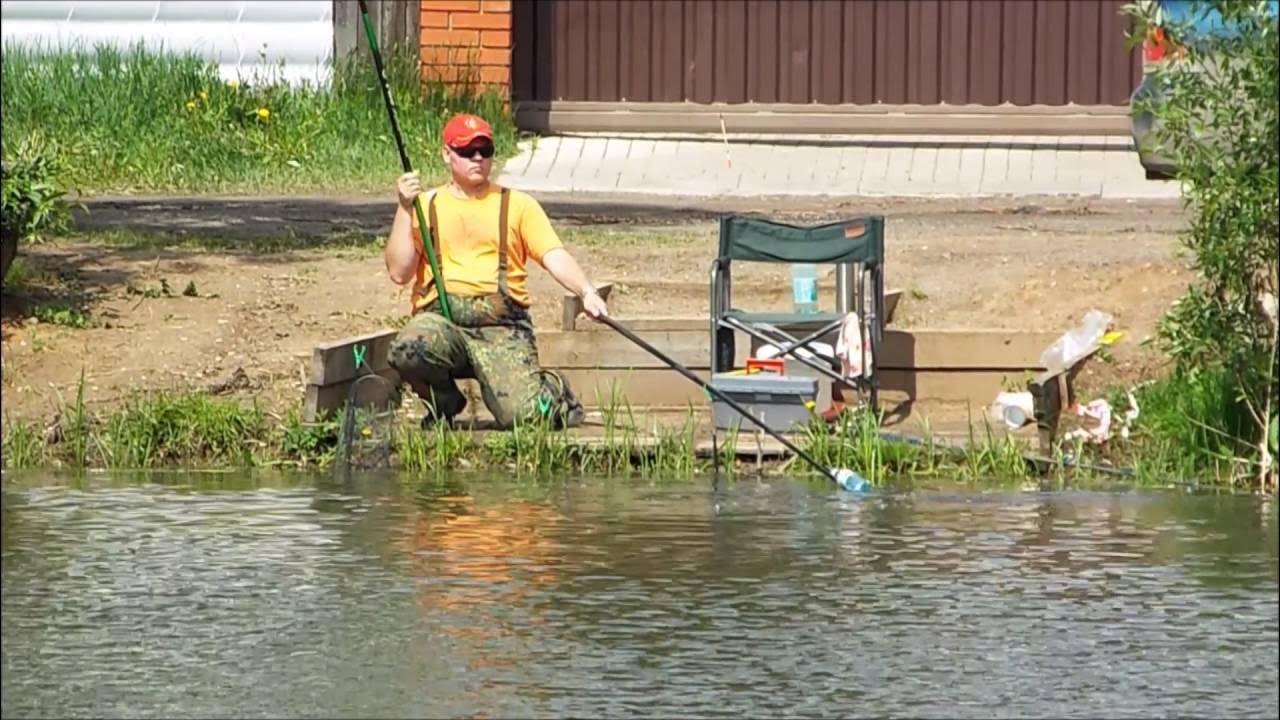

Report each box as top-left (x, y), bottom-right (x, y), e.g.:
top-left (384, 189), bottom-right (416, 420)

top-left (387, 294), bottom-right (580, 429)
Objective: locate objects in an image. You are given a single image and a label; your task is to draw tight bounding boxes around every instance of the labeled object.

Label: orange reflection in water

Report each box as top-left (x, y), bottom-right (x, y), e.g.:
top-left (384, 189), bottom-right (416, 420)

top-left (397, 493), bottom-right (565, 629)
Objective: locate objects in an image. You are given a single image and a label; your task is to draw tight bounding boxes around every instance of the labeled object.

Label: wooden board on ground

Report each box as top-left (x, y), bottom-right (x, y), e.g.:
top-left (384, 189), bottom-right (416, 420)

top-left (562, 287), bottom-right (904, 331)
top-left (310, 328), bottom-right (398, 386)
top-left (303, 367), bottom-right (401, 423)
top-left (535, 328), bottom-right (1058, 371)
top-left (560, 282), bottom-right (613, 330)
top-left (556, 367), bottom-right (1037, 407)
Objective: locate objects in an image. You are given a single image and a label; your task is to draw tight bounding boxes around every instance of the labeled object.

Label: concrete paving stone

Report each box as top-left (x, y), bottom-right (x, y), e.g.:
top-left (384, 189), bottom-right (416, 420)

top-left (857, 147), bottom-right (893, 194)
top-left (809, 143), bottom-right (845, 186)
top-left (500, 133), bottom-right (1183, 199)
top-left (832, 145), bottom-right (867, 193)
top-left (885, 146), bottom-right (915, 179)
top-left (571, 138), bottom-right (609, 180)
top-left (790, 146), bottom-right (830, 185)
top-left (602, 137), bottom-right (632, 161)
top-left (978, 145), bottom-right (1010, 193)
top-left (501, 140), bottom-right (536, 176)
top-left (1029, 137), bottom-right (1059, 189)
top-left (614, 167), bottom-right (649, 190)
top-left (502, 138), bottom-right (552, 181)
top-left (628, 138), bottom-right (657, 161)
top-left (1006, 146), bottom-right (1035, 185)
top-left (958, 146), bottom-right (986, 191)
top-left (540, 136), bottom-right (585, 183)
top-left (908, 146), bottom-right (939, 183)
top-left (932, 147), bottom-right (961, 185)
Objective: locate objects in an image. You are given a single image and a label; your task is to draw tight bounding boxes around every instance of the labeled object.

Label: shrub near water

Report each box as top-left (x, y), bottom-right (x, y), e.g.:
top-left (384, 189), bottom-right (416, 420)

top-left (0, 42), bottom-right (514, 194)
top-left (1123, 0), bottom-right (1279, 488)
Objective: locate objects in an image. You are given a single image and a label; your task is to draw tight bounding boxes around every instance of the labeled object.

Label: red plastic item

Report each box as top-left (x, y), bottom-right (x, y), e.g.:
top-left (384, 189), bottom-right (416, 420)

top-left (745, 358), bottom-right (785, 375)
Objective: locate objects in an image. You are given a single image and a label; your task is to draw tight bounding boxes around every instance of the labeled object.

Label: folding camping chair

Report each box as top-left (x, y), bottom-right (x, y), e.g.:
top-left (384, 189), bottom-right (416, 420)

top-left (709, 213), bottom-right (887, 420)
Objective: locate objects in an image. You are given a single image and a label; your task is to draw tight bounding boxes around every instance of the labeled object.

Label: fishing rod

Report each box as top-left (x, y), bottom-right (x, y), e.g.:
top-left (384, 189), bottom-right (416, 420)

top-left (357, 0), bottom-right (452, 321)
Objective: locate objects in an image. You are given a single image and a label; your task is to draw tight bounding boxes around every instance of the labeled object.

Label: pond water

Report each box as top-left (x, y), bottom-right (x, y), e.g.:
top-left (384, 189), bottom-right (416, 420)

top-left (2, 471), bottom-right (1277, 719)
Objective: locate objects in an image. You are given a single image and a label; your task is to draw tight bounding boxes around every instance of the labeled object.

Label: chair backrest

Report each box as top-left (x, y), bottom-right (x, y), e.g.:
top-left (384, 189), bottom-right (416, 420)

top-left (716, 214), bottom-right (885, 266)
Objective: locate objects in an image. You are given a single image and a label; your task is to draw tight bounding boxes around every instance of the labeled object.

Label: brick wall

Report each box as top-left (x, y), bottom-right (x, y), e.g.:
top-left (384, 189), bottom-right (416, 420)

top-left (420, 0), bottom-right (511, 92)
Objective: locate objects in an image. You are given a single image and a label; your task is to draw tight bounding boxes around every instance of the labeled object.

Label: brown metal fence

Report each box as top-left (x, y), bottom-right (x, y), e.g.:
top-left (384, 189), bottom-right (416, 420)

top-left (512, 0), bottom-right (1143, 106)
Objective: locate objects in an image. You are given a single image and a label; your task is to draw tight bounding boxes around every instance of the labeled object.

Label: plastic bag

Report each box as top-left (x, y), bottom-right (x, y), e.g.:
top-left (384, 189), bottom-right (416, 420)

top-left (1039, 309), bottom-right (1113, 372)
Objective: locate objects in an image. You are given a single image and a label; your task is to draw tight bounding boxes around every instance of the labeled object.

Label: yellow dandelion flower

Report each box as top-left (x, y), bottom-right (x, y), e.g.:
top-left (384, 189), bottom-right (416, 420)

top-left (185, 100), bottom-right (196, 111)
top-left (199, 90), bottom-right (208, 101)
top-left (256, 107), bottom-right (270, 119)
top-left (226, 79), bottom-right (239, 89)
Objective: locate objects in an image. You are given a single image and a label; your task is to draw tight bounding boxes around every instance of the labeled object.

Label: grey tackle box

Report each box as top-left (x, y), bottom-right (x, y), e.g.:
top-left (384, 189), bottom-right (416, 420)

top-left (709, 373), bottom-right (818, 432)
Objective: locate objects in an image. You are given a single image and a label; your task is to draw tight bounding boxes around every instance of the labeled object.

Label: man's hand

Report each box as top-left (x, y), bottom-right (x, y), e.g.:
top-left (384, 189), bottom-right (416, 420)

top-left (582, 289), bottom-right (609, 320)
top-left (397, 171), bottom-right (423, 209)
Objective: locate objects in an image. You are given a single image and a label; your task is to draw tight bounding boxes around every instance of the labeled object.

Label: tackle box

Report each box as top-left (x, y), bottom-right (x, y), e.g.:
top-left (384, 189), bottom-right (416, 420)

top-left (709, 372), bottom-right (818, 432)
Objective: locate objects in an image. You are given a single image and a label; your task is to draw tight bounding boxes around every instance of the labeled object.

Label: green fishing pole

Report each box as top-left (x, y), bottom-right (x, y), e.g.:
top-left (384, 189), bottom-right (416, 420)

top-left (357, 0), bottom-right (452, 321)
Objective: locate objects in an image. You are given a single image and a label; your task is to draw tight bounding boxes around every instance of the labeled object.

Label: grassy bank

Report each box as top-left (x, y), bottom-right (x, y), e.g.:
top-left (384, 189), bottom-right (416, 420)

top-left (0, 379), bottom-right (1232, 489)
top-left (0, 43), bottom-right (516, 195)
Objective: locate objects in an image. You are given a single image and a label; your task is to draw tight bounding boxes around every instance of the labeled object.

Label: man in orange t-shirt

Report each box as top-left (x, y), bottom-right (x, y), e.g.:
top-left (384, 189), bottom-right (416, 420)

top-left (384, 113), bottom-right (607, 429)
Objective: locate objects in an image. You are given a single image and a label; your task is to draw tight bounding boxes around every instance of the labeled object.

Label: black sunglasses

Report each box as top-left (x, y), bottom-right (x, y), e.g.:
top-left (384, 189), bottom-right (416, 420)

top-left (450, 143), bottom-right (495, 159)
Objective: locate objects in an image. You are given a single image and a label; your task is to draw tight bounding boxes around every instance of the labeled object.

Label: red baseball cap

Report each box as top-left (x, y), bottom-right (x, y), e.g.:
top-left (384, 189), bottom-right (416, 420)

top-left (442, 113), bottom-right (492, 148)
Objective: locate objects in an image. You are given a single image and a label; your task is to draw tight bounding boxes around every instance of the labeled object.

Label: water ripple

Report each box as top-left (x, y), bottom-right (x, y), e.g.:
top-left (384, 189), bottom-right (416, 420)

top-left (2, 475), bottom-right (1276, 719)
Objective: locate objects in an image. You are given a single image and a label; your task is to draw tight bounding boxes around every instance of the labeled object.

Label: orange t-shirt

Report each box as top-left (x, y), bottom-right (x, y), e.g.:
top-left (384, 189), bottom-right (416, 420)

top-left (410, 184), bottom-right (563, 310)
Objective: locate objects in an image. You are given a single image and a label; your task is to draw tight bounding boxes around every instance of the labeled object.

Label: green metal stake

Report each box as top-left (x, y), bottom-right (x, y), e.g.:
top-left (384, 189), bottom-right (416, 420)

top-left (357, 0), bottom-right (452, 322)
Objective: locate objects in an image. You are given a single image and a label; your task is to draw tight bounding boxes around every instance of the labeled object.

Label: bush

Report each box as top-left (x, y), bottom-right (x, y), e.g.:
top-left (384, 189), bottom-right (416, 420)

top-left (1124, 0), bottom-right (1279, 488)
top-left (1, 138), bottom-right (73, 283)
top-left (1, 140), bottom-right (73, 241)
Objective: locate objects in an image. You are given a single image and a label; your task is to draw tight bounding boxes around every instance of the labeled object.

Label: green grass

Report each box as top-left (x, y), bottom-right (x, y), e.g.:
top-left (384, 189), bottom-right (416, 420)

top-left (0, 373), bottom-right (1256, 490)
top-left (0, 42), bottom-right (516, 195)
top-left (1112, 367), bottom-right (1267, 487)
top-left (58, 226), bottom-right (387, 255)
top-left (560, 227), bottom-right (714, 248)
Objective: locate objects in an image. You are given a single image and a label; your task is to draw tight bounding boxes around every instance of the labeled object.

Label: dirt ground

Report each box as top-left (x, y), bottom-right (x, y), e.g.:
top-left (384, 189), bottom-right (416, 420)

top-left (0, 192), bottom-right (1191, 427)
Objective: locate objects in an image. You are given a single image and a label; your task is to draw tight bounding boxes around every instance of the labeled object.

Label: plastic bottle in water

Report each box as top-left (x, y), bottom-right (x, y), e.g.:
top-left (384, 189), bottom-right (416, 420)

top-left (834, 469), bottom-right (871, 493)
top-left (791, 263), bottom-right (818, 314)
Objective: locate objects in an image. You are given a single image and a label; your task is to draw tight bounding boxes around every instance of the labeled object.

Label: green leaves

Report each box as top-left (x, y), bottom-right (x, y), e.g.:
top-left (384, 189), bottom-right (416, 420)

top-left (1121, 0), bottom-right (1278, 484)
top-left (0, 138), bottom-right (72, 245)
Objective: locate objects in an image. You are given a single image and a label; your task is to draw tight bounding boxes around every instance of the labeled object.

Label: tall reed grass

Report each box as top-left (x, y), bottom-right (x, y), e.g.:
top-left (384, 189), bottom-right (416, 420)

top-left (0, 374), bottom-right (1214, 488)
top-left (0, 42), bottom-right (515, 195)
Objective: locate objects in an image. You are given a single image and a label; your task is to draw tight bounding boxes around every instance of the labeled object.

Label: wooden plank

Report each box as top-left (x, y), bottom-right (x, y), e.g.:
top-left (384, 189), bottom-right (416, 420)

top-left (513, 101), bottom-right (1133, 136)
top-left (883, 288), bottom-right (902, 326)
top-left (537, 328), bottom-right (1059, 371)
top-left (562, 290), bottom-right (902, 335)
top-left (512, 100), bottom-right (1135, 117)
top-left (557, 367), bottom-right (1035, 409)
top-left (310, 329), bottom-right (399, 386)
top-left (303, 367), bottom-right (402, 423)
top-left (870, 369), bottom-right (1033, 404)
top-left (560, 282), bottom-right (614, 330)
top-left (558, 368), bottom-right (713, 408)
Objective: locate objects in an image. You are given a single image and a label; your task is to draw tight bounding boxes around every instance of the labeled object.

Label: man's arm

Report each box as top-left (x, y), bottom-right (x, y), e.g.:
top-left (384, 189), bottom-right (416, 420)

top-left (542, 248), bottom-right (608, 318)
top-left (385, 173), bottom-right (429, 285)
top-left (385, 202), bottom-right (420, 285)
top-left (522, 193), bottom-right (608, 318)
top-left (541, 247), bottom-right (594, 298)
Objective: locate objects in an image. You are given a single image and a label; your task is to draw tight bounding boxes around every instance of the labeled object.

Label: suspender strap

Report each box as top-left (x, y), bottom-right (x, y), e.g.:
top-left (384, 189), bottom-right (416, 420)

top-left (420, 187), bottom-right (511, 303)
top-left (425, 193), bottom-right (443, 296)
top-left (497, 187), bottom-right (510, 298)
